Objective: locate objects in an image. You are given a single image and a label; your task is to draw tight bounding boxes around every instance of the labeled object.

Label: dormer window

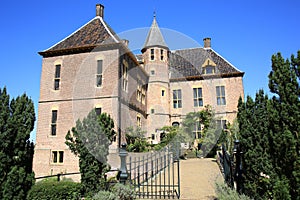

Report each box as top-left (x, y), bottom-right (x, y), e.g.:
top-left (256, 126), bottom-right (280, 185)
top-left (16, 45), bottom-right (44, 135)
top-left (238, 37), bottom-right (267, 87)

top-left (204, 65), bottom-right (215, 74)
top-left (150, 49), bottom-right (155, 61)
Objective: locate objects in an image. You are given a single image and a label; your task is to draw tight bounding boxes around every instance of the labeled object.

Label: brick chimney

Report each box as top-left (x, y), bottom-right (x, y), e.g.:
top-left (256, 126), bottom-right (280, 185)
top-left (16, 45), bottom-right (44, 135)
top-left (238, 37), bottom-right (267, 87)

top-left (203, 38), bottom-right (211, 48)
top-left (96, 4), bottom-right (104, 18)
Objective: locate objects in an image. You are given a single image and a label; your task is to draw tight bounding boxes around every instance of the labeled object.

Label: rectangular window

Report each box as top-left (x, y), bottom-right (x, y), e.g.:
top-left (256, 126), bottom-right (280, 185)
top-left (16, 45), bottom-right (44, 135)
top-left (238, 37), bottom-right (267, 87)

top-left (96, 60), bottom-right (103, 87)
top-left (95, 107), bottom-right (102, 116)
top-left (193, 88), bottom-right (203, 107)
top-left (173, 89), bottom-right (182, 108)
top-left (51, 110), bottom-right (57, 136)
top-left (152, 134), bottom-right (155, 140)
top-left (137, 116), bottom-right (141, 127)
top-left (137, 79), bottom-right (142, 102)
top-left (150, 70), bottom-right (155, 76)
top-left (216, 86), bottom-right (226, 105)
top-left (193, 121), bottom-right (202, 139)
top-left (52, 151), bottom-right (64, 164)
top-left (54, 64), bottom-right (61, 90)
top-left (151, 109), bottom-right (155, 114)
top-left (150, 49), bottom-right (155, 60)
top-left (141, 85), bottom-right (146, 104)
top-left (160, 49), bottom-right (164, 61)
top-left (122, 61), bottom-right (128, 91)
top-left (162, 90), bottom-right (165, 97)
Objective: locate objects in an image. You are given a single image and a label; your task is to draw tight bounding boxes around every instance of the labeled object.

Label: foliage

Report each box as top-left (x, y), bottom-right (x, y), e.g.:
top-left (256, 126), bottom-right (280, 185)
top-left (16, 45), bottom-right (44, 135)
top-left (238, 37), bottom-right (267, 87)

top-left (215, 182), bottom-right (251, 200)
top-left (97, 112), bottom-right (116, 144)
top-left (125, 126), bottom-right (149, 152)
top-left (237, 51), bottom-right (300, 199)
top-left (0, 87), bottom-right (36, 200)
top-left (181, 105), bottom-right (221, 157)
top-left (65, 109), bottom-right (110, 196)
top-left (91, 183), bottom-right (135, 200)
top-left (26, 181), bottom-right (81, 200)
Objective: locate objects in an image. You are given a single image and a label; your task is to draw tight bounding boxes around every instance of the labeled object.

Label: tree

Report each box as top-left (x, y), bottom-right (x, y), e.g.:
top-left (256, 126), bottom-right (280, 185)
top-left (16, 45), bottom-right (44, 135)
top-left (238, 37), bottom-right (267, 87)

top-left (125, 126), bottom-right (149, 152)
top-left (268, 52), bottom-right (300, 199)
top-left (0, 87), bottom-right (35, 200)
top-left (237, 91), bottom-right (274, 199)
top-left (237, 51), bottom-right (300, 199)
top-left (65, 110), bottom-right (110, 196)
top-left (97, 113), bottom-right (116, 144)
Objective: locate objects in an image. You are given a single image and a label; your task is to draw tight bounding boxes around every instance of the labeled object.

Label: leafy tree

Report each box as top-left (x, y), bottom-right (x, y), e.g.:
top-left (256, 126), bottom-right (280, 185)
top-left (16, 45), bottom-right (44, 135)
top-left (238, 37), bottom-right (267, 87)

top-left (0, 87), bottom-right (35, 200)
top-left (65, 110), bottom-right (110, 196)
top-left (125, 126), bottom-right (149, 152)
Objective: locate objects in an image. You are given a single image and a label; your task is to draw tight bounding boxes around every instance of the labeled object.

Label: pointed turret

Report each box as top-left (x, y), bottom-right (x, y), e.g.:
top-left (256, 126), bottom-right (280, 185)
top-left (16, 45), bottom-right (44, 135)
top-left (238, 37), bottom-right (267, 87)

top-left (142, 16), bottom-right (168, 52)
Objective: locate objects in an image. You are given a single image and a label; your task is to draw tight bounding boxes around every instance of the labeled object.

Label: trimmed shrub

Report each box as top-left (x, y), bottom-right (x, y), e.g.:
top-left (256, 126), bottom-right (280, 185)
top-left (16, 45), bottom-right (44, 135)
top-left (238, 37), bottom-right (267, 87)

top-left (112, 183), bottom-right (136, 200)
top-left (26, 181), bottom-right (82, 200)
top-left (92, 190), bottom-right (117, 200)
top-left (215, 182), bottom-right (251, 200)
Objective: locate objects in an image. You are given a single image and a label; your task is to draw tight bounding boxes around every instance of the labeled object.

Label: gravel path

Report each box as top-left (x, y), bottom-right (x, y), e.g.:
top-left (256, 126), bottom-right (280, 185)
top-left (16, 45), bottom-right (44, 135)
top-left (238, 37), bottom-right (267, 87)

top-left (180, 158), bottom-right (223, 200)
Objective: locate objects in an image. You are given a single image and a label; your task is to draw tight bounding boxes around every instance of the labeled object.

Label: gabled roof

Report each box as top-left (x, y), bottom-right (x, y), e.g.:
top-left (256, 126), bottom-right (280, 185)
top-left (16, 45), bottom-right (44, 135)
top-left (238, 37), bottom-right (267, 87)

top-left (39, 16), bottom-right (120, 57)
top-left (142, 16), bottom-right (168, 51)
top-left (169, 48), bottom-right (244, 80)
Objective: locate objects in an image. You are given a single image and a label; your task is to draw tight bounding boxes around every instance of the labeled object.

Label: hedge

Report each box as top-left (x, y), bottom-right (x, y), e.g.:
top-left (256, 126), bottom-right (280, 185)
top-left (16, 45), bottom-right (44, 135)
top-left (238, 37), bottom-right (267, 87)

top-left (26, 181), bottom-right (82, 200)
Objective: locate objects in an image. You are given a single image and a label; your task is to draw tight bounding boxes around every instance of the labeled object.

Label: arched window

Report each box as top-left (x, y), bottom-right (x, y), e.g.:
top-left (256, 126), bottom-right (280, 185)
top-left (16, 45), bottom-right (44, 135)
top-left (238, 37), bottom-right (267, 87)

top-left (172, 122), bottom-right (180, 127)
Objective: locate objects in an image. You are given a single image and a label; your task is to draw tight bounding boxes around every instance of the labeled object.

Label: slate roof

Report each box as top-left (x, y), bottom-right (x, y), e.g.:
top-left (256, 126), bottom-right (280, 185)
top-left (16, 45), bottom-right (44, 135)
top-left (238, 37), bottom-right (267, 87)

top-left (142, 16), bottom-right (168, 51)
top-left (169, 48), bottom-right (244, 80)
top-left (39, 16), bottom-right (120, 57)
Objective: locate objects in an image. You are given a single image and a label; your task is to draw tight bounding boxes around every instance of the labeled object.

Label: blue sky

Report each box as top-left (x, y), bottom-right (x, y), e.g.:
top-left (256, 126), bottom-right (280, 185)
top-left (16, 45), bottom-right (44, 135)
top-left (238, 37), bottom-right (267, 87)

top-left (0, 0), bottom-right (299, 141)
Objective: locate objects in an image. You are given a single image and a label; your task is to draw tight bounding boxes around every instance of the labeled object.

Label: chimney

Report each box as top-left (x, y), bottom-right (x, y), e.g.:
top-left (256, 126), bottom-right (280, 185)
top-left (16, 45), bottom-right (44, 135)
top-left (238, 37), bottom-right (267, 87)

top-left (203, 38), bottom-right (211, 48)
top-left (96, 4), bottom-right (104, 18)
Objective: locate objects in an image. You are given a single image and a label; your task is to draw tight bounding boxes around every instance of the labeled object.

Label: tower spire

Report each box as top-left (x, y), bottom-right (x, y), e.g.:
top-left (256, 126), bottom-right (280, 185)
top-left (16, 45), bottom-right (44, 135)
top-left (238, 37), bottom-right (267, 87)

top-left (142, 15), bottom-right (168, 52)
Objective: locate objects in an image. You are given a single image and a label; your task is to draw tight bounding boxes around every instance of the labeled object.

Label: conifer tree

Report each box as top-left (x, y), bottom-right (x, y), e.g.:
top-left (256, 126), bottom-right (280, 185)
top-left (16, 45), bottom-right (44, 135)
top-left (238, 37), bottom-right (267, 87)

top-left (238, 91), bottom-right (273, 199)
top-left (65, 110), bottom-right (110, 196)
top-left (268, 52), bottom-right (300, 199)
top-left (0, 87), bottom-right (35, 200)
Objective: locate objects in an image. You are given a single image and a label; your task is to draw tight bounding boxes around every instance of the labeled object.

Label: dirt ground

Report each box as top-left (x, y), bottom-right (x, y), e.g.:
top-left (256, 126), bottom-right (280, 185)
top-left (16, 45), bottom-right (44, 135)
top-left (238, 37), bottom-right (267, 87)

top-left (179, 158), bottom-right (223, 200)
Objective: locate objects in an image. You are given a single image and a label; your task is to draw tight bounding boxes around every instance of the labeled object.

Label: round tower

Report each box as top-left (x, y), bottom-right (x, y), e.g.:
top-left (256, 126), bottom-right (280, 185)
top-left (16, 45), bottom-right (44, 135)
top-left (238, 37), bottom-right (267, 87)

top-left (142, 15), bottom-right (170, 143)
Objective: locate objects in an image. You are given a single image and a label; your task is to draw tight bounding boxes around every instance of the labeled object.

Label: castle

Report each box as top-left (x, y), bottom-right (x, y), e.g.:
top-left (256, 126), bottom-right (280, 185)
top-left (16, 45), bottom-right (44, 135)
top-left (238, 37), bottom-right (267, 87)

top-left (33, 4), bottom-right (244, 178)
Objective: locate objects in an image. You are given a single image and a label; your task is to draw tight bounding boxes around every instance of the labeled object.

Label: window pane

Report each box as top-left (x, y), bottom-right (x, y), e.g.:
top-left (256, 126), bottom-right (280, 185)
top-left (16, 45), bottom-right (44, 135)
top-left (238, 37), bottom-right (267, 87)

top-left (51, 125), bottom-right (56, 136)
top-left (217, 97), bottom-right (221, 105)
top-left (216, 86), bottom-right (220, 96)
top-left (59, 151), bottom-right (64, 163)
top-left (95, 108), bottom-right (101, 116)
top-left (173, 90), bottom-right (177, 99)
top-left (52, 151), bottom-right (57, 163)
top-left (54, 79), bottom-right (60, 90)
top-left (198, 88), bottom-right (202, 97)
top-left (178, 90), bottom-right (182, 99)
top-left (222, 97), bottom-right (226, 105)
top-left (199, 99), bottom-right (203, 106)
top-left (97, 60), bottom-right (103, 74)
top-left (194, 99), bottom-right (198, 107)
top-left (173, 101), bottom-right (177, 108)
top-left (97, 75), bottom-right (102, 87)
top-left (178, 100), bottom-right (182, 108)
top-left (55, 65), bottom-right (61, 78)
top-left (193, 88), bottom-right (197, 98)
top-left (221, 86), bottom-right (225, 96)
top-left (52, 110), bottom-right (57, 123)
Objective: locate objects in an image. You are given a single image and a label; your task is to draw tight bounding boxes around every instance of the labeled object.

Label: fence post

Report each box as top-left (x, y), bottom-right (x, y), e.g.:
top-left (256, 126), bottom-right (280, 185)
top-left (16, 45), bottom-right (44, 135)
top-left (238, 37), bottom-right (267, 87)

top-left (119, 143), bottom-right (128, 184)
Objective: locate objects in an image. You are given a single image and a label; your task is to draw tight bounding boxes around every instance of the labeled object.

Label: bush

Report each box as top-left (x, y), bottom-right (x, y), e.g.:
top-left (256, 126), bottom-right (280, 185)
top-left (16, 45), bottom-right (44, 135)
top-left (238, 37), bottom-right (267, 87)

top-left (26, 181), bottom-right (82, 200)
top-left (215, 182), bottom-right (251, 200)
top-left (91, 183), bottom-right (136, 200)
top-left (92, 190), bottom-right (117, 200)
top-left (112, 183), bottom-right (136, 200)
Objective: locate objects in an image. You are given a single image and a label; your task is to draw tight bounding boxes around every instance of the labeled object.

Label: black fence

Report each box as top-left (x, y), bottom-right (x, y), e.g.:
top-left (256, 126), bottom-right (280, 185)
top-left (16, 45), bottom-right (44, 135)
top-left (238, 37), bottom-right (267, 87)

top-left (218, 140), bottom-right (243, 193)
top-left (35, 172), bottom-right (81, 182)
top-left (127, 147), bottom-right (180, 199)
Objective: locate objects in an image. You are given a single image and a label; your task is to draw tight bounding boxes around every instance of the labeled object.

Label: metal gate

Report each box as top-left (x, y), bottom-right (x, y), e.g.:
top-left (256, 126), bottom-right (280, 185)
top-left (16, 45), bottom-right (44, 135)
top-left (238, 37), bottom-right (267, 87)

top-left (127, 147), bottom-right (180, 199)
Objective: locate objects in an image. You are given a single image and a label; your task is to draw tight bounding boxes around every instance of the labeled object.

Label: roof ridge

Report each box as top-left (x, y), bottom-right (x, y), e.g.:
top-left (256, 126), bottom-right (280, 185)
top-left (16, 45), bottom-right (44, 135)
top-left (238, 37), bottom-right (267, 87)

top-left (171, 47), bottom-right (203, 52)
